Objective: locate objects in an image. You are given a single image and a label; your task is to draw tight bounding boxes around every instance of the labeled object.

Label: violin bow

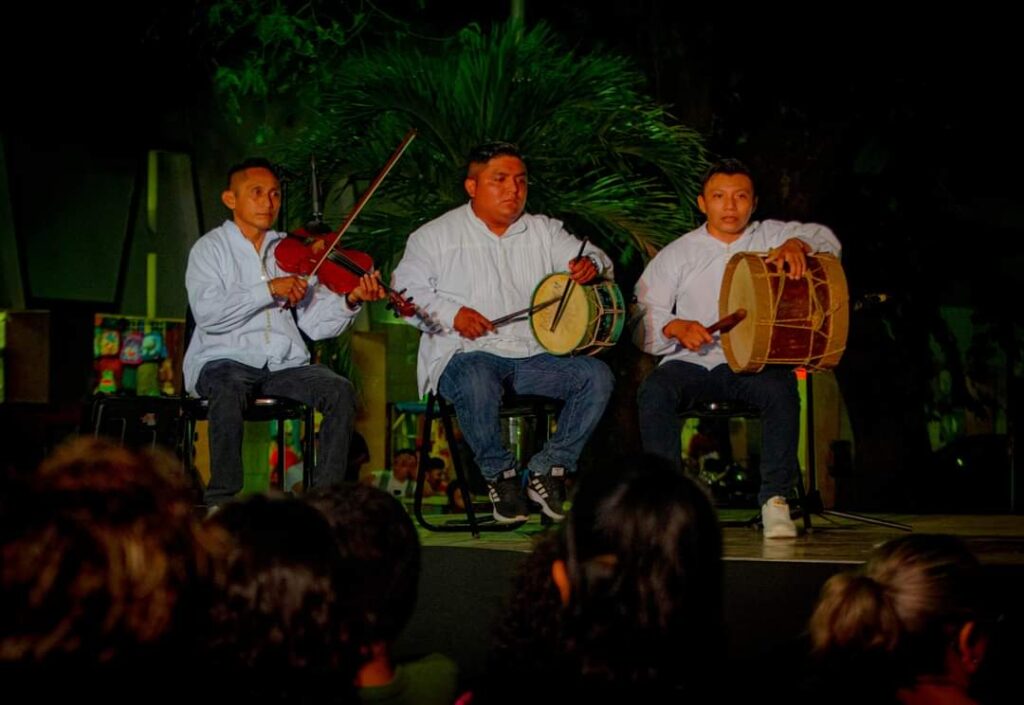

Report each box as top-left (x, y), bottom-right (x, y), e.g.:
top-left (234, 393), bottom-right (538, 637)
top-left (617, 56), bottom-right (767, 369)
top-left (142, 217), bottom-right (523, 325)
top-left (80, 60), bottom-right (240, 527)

top-left (307, 128), bottom-right (418, 278)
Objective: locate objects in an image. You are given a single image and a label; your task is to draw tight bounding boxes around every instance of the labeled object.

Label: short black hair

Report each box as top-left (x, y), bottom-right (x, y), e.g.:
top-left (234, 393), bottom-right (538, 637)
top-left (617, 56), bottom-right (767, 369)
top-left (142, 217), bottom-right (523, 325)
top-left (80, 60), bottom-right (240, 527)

top-left (466, 141), bottom-right (523, 173)
top-left (226, 157), bottom-right (278, 188)
top-left (562, 455), bottom-right (724, 689)
top-left (700, 158), bottom-right (755, 194)
top-left (207, 495), bottom-right (356, 698)
top-left (0, 438), bottom-right (216, 686)
top-left (307, 484), bottom-right (421, 646)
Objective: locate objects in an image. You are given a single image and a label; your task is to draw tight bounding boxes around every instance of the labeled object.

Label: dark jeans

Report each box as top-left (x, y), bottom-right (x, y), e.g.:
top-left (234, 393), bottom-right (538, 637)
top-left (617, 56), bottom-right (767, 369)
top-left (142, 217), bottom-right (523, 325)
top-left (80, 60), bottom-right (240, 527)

top-left (637, 361), bottom-right (799, 505)
top-left (437, 352), bottom-right (615, 481)
top-left (196, 360), bottom-right (355, 506)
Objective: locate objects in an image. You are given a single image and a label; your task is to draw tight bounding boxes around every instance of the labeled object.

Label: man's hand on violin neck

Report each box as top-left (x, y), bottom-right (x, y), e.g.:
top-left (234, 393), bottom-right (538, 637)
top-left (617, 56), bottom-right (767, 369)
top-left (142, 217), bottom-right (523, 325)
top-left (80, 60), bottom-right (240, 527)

top-left (270, 276), bottom-right (309, 305)
top-left (568, 256), bottom-right (598, 284)
top-left (346, 272), bottom-right (387, 306)
top-left (454, 307), bottom-right (496, 340)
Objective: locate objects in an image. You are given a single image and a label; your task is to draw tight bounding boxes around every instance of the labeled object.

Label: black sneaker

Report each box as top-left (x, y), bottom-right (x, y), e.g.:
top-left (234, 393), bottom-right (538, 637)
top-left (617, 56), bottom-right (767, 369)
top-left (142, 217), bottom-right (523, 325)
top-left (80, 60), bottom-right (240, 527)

top-left (487, 468), bottom-right (529, 523)
top-left (527, 466), bottom-right (567, 521)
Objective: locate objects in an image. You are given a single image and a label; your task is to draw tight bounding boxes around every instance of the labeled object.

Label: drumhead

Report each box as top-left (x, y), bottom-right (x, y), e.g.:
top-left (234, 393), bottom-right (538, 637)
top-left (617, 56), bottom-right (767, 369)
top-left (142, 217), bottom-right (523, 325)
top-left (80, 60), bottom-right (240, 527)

top-left (531, 273), bottom-right (594, 355)
top-left (720, 254), bottom-right (772, 372)
top-left (720, 252), bottom-right (849, 372)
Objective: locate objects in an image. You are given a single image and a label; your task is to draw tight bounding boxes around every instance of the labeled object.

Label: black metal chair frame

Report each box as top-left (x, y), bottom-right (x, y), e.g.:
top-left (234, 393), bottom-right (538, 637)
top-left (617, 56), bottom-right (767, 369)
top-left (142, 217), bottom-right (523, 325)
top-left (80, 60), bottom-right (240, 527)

top-left (90, 393), bottom-right (182, 449)
top-left (179, 307), bottom-right (318, 499)
top-left (684, 371), bottom-right (911, 533)
top-left (413, 390), bottom-right (562, 538)
top-left (678, 398), bottom-right (811, 530)
top-left (180, 396), bottom-right (315, 495)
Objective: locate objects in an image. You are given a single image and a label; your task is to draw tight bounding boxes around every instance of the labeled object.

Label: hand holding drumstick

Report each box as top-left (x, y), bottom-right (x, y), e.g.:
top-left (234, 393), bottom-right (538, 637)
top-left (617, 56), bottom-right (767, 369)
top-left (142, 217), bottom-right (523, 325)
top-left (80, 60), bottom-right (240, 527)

top-left (662, 309), bottom-right (747, 351)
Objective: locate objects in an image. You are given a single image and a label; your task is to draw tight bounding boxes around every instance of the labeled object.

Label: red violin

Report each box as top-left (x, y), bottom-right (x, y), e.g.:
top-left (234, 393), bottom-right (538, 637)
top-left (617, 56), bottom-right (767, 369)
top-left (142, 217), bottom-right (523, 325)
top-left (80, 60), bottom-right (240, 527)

top-left (275, 231), bottom-right (417, 318)
top-left (274, 130), bottom-right (432, 326)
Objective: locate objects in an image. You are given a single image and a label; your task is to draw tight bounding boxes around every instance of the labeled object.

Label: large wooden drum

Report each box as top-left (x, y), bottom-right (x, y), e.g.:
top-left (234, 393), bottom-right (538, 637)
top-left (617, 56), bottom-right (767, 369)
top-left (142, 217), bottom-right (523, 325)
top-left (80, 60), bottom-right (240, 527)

top-left (530, 273), bottom-right (625, 356)
top-left (719, 252), bottom-right (848, 373)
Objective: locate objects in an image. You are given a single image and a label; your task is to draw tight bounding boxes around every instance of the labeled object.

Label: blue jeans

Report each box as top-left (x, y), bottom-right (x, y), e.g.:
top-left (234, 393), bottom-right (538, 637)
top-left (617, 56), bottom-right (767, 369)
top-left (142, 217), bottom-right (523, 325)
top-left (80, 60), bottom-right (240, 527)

top-left (196, 360), bottom-right (356, 506)
top-left (637, 361), bottom-right (799, 505)
top-left (438, 352), bottom-right (614, 481)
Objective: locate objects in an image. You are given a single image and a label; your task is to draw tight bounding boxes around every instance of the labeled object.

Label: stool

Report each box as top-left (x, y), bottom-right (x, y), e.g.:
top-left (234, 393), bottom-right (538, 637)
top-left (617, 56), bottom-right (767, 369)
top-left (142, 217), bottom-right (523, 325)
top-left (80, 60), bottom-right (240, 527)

top-left (413, 390), bottom-right (562, 538)
top-left (181, 396), bottom-right (317, 497)
top-left (91, 394), bottom-right (183, 451)
top-left (176, 307), bottom-right (317, 501)
top-left (680, 398), bottom-right (811, 530)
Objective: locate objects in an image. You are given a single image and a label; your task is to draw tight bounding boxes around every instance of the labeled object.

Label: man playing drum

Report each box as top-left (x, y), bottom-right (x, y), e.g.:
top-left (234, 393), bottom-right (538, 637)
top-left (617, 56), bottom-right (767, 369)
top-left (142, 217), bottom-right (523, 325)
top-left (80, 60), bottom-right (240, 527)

top-left (392, 142), bottom-right (615, 523)
top-left (633, 159), bottom-right (841, 538)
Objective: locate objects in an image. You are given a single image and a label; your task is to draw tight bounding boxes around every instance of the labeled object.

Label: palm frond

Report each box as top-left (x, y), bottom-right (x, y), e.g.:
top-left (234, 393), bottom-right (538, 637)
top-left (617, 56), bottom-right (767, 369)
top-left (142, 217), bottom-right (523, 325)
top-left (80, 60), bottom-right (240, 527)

top-left (270, 20), bottom-right (709, 272)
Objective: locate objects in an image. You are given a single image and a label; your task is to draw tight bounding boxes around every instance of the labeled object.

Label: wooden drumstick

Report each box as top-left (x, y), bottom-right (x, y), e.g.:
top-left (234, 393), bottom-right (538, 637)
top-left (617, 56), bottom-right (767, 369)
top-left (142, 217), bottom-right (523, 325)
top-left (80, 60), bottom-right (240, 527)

top-left (707, 308), bottom-right (747, 335)
top-left (549, 237), bottom-right (589, 332)
top-left (490, 295), bottom-right (561, 329)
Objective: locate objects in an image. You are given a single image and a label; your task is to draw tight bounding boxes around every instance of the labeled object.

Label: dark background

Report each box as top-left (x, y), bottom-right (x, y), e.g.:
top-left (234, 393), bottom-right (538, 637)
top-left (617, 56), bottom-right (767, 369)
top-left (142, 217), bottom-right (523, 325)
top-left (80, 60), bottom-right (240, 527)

top-left (1, 3), bottom-right (1020, 508)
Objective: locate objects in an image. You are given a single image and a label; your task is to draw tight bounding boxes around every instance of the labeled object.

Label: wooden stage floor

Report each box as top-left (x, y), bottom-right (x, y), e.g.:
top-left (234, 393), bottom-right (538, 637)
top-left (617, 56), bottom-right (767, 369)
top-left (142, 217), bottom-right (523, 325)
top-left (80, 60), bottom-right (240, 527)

top-left (415, 508), bottom-right (1024, 565)
top-left (400, 508), bottom-right (1024, 689)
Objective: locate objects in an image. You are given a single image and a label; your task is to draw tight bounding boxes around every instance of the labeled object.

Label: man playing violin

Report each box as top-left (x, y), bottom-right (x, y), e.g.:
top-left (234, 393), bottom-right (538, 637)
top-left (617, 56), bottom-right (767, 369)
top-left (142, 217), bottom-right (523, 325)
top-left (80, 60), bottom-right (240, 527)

top-left (633, 159), bottom-right (841, 538)
top-left (184, 158), bottom-right (385, 508)
top-left (392, 142), bottom-right (615, 523)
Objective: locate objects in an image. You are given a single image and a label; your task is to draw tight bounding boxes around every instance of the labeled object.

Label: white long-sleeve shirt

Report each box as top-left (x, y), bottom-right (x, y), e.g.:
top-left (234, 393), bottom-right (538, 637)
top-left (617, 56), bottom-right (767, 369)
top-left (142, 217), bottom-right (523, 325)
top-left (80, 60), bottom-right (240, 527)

top-left (633, 220), bottom-right (841, 369)
top-left (183, 220), bottom-right (361, 394)
top-left (392, 203), bottom-right (614, 395)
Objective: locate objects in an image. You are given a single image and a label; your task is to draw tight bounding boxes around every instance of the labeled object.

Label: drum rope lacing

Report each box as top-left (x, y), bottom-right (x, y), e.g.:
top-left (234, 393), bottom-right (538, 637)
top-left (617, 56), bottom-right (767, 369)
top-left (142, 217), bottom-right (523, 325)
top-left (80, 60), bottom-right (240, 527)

top-left (761, 263), bottom-right (847, 368)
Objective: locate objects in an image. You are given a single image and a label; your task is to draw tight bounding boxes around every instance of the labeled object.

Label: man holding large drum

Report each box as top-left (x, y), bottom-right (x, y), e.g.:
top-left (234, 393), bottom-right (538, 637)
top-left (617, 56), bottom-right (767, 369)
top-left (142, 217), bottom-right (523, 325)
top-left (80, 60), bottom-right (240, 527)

top-left (392, 142), bottom-right (615, 524)
top-left (633, 159), bottom-right (841, 538)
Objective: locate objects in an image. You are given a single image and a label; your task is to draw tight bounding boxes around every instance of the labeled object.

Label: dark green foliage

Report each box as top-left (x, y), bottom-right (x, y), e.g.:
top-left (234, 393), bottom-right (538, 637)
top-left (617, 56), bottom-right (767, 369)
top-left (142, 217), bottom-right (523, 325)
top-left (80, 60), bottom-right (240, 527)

top-left (270, 20), bottom-right (708, 270)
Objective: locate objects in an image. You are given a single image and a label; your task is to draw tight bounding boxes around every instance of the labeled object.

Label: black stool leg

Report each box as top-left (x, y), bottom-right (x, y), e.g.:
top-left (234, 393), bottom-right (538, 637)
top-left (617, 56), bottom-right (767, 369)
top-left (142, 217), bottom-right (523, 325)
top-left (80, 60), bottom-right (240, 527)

top-left (303, 407), bottom-right (315, 492)
top-left (414, 393), bottom-right (481, 537)
top-left (93, 398), bottom-right (128, 445)
top-left (439, 396), bottom-right (482, 536)
top-left (414, 394), bottom-right (477, 533)
top-left (413, 393), bottom-right (524, 535)
top-left (274, 418), bottom-right (286, 492)
top-left (180, 413), bottom-right (205, 502)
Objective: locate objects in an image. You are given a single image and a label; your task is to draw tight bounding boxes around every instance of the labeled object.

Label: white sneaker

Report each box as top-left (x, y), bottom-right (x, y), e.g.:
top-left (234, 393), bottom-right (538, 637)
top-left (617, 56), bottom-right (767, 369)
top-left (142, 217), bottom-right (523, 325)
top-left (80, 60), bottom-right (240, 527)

top-left (761, 496), bottom-right (797, 538)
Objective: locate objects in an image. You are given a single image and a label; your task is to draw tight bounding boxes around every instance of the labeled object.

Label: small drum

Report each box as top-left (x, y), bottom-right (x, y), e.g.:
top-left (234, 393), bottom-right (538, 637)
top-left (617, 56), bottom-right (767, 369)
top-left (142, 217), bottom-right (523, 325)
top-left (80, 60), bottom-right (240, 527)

top-left (530, 273), bottom-right (626, 356)
top-left (719, 252), bottom-right (848, 373)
